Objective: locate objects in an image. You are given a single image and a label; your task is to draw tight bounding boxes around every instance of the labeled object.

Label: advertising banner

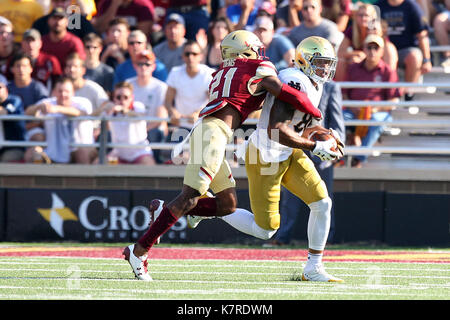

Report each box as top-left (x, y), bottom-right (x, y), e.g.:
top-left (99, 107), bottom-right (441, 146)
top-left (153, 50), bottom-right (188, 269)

top-left (384, 193), bottom-right (450, 246)
top-left (5, 188), bottom-right (447, 245)
top-left (333, 192), bottom-right (385, 243)
top-left (4, 188), bottom-right (256, 243)
top-left (6, 189), bottom-right (132, 242)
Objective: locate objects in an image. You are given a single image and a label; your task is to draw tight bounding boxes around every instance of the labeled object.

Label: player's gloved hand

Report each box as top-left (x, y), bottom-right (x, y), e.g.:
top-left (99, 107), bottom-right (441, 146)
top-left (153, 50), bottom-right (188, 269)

top-left (312, 139), bottom-right (339, 161)
top-left (329, 128), bottom-right (345, 156)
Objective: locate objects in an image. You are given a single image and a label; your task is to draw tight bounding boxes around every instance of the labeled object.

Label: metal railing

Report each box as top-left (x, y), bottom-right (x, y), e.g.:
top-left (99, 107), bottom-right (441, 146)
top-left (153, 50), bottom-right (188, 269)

top-left (0, 82), bottom-right (449, 163)
top-left (430, 45), bottom-right (450, 52)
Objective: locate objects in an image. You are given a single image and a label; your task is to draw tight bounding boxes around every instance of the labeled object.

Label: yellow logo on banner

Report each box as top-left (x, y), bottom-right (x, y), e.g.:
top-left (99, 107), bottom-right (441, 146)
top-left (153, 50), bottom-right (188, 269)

top-left (37, 193), bottom-right (78, 237)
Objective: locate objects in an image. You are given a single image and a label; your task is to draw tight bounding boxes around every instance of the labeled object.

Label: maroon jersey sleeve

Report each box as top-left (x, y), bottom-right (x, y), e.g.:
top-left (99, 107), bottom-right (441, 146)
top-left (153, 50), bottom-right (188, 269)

top-left (199, 59), bottom-right (277, 122)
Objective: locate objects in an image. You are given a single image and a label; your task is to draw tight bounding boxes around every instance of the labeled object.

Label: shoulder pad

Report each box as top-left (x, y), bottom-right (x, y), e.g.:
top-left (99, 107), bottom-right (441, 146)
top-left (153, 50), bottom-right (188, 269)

top-left (255, 60), bottom-right (277, 79)
top-left (278, 68), bottom-right (308, 92)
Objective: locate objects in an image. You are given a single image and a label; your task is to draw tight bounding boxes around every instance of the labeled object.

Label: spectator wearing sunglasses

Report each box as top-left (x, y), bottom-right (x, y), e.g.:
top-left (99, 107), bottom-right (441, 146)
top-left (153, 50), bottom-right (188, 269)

top-left (113, 29), bottom-right (168, 86)
top-left (126, 50), bottom-right (168, 163)
top-left (83, 32), bottom-right (114, 94)
top-left (164, 40), bottom-right (214, 159)
top-left (94, 81), bottom-right (156, 165)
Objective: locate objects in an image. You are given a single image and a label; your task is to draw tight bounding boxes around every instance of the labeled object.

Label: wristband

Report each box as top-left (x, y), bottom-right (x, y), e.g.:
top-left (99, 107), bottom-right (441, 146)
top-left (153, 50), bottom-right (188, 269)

top-left (277, 83), bottom-right (322, 118)
top-left (423, 58), bottom-right (431, 63)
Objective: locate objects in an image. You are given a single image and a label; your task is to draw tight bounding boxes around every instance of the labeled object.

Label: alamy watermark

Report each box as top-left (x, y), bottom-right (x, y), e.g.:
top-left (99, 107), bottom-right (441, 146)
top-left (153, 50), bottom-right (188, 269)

top-left (365, 265), bottom-right (383, 289)
top-left (168, 125), bottom-right (284, 175)
top-left (65, 5), bottom-right (82, 30)
top-left (66, 264), bottom-right (81, 290)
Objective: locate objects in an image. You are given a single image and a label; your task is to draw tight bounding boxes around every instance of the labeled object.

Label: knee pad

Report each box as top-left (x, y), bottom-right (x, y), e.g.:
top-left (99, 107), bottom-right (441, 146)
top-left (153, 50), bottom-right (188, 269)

top-left (309, 197), bottom-right (332, 216)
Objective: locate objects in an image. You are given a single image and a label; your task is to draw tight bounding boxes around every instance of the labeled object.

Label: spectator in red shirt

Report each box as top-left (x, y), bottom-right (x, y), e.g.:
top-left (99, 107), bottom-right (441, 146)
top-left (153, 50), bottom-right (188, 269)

top-left (40, 8), bottom-right (86, 69)
top-left (20, 28), bottom-right (62, 92)
top-left (31, 0), bottom-right (96, 41)
top-left (342, 34), bottom-right (401, 167)
top-left (93, 0), bottom-right (155, 39)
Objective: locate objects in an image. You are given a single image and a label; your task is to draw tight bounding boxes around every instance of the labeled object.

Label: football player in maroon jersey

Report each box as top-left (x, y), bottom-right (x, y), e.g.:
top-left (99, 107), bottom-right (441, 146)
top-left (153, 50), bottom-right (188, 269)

top-left (123, 30), bottom-right (322, 281)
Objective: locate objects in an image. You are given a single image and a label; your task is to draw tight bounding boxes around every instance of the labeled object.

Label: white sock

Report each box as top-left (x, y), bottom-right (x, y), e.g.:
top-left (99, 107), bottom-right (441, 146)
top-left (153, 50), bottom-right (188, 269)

top-left (220, 208), bottom-right (276, 240)
top-left (305, 252), bottom-right (323, 270)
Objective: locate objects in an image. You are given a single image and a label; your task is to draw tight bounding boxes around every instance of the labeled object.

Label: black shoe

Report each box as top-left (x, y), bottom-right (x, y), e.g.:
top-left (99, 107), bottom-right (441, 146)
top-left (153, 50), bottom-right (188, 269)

top-left (404, 93), bottom-right (415, 101)
top-left (351, 158), bottom-right (362, 168)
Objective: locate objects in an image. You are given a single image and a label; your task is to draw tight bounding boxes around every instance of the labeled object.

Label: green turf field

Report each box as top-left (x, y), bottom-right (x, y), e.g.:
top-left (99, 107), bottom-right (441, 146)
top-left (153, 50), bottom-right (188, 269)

top-left (0, 249), bottom-right (448, 300)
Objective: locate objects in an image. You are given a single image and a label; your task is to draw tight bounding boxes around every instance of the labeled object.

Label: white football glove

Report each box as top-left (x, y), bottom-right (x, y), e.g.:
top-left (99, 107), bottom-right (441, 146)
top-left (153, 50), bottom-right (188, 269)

top-left (312, 139), bottom-right (339, 161)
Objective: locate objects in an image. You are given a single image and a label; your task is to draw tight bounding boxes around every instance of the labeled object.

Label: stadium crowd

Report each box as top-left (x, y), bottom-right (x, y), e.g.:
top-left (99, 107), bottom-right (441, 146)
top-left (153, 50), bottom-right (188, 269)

top-left (0, 0), bottom-right (443, 167)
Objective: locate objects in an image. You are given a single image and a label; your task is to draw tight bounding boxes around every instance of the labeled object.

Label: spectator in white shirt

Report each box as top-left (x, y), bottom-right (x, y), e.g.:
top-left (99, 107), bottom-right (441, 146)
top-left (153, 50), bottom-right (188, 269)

top-left (64, 51), bottom-right (110, 162)
top-left (164, 40), bottom-right (214, 133)
top-left (126, 49), bottom-right (168, 163)
top-left (25, 76), bottom-right (92, 164)
top-left (95, 81), bottom-right (156, 165)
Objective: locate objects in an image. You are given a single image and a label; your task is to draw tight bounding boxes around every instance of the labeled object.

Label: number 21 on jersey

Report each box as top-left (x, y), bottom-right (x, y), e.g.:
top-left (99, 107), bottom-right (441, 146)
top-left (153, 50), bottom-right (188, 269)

top-left (209, 67), bottom-right (237, 101)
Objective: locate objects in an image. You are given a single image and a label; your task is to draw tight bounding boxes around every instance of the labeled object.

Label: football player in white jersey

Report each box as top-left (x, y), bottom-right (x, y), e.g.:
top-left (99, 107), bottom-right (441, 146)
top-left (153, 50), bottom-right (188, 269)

top-left (188, 36), bottom-right (345, 282)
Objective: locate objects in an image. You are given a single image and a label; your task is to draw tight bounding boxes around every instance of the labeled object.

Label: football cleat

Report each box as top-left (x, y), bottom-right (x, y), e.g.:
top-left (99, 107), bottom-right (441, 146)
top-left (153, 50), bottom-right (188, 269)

top-left (186, 215), bottom-right (212, 229)
top-left (149, 199), bottom-right (164, 245)
top-left (122, 244), bottom-right (152, 281)
top-left (301, 264), bottom-right (344, 282)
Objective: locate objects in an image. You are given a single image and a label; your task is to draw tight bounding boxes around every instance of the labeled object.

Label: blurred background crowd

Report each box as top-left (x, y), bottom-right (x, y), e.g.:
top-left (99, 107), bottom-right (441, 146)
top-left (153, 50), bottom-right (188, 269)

top-left (0, 0), bottom-right (446, 167)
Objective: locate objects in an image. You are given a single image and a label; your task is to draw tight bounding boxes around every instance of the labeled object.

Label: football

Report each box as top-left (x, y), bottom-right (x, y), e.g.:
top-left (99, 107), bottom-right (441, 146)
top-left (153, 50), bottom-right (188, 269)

top-left (308, 131), bottom-right (338, 152)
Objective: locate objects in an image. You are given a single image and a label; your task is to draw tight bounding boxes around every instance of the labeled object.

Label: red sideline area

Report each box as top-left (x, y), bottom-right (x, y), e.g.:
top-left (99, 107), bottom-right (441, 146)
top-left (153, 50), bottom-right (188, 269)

top-left (0, 246), bottom-right (449, 263)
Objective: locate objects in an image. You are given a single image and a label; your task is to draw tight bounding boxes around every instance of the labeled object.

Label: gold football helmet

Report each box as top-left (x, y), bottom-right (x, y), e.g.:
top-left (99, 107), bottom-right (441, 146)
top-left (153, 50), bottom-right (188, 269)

top-left (294, 36), bottom-right (337, 84)
top-left (221, 30), bottom-right (264, 60)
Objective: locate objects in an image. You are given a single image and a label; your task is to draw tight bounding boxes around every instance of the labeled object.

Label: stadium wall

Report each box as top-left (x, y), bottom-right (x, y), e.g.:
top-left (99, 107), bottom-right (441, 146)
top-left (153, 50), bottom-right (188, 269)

top-left (0, 164), bottom-right (448, 246)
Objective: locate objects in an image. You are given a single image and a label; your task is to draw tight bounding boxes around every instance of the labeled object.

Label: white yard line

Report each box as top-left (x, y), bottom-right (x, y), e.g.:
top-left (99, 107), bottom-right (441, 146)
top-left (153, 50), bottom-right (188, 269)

top-left (0, 285), bottom-right (442, 300)
top-left (0, 256), bottom-right (448, 265)
top-left (0, 267), bottom-right (449, 280)
top-left (0, 260), bottom-right (449, 272)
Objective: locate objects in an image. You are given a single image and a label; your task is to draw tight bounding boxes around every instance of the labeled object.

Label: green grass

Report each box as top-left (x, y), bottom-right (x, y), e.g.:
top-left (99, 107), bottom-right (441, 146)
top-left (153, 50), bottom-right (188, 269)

top-left (0, 255), bottom-right (448, 300)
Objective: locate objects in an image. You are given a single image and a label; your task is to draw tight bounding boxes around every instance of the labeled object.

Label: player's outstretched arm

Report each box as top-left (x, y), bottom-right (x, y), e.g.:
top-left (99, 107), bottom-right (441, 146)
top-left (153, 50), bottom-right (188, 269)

top-left (260, 76), bottom-right (322, 119)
